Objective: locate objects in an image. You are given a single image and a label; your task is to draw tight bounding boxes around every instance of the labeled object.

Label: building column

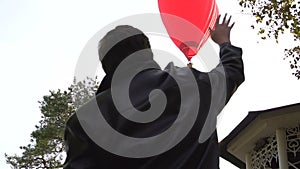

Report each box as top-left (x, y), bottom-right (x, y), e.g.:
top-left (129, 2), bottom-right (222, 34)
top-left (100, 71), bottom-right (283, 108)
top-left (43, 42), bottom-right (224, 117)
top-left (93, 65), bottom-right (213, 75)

top-left (276, 128), bottom-right (289, 169)
top-left (245, 153), bottom-right (252, 169)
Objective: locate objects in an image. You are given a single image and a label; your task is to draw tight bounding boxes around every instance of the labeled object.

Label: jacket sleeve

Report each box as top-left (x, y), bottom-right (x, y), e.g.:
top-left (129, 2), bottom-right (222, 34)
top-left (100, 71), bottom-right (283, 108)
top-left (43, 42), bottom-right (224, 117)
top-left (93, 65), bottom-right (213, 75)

top-left (193, 42), bottom-right (244, 104)
top-left (183, 43), bottom-right (245, 143)
top-left (192, 42), bottom-right (244, 101)
top-left (215, 42), bottom-right (244, 103)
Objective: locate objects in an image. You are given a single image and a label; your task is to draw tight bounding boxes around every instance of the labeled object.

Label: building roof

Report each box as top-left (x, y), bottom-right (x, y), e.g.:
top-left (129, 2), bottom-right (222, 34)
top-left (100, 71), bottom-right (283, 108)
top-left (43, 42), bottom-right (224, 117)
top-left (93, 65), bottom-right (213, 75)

top-left (219, 102), bottom-right (300, 169)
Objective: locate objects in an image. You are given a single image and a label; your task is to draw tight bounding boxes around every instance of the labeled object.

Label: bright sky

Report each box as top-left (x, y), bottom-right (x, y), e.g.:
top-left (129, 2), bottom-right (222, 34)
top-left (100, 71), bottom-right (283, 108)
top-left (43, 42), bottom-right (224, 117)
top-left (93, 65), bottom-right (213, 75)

top-left (0, 0), bottom-right (299, 168)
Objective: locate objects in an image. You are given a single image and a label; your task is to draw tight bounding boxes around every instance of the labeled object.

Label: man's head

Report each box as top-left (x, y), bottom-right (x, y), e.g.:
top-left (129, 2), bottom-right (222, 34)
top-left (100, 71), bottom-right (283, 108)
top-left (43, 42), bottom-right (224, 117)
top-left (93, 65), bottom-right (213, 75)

top-left (98, 25), bottom-right (152, 75)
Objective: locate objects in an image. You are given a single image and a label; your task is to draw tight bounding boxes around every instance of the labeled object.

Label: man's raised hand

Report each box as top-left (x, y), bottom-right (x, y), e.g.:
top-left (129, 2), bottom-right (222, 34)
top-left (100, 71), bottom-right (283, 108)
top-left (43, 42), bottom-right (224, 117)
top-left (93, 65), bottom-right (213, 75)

top-left (209, 14), bottom-right (235, 45)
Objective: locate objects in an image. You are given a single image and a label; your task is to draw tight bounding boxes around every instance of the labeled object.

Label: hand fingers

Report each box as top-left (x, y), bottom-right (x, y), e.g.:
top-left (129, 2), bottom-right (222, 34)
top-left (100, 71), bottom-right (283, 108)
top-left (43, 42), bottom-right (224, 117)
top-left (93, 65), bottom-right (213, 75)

top-left (222, 13), bottom-right (227, 24)
top-left (216, 14), bottom-right (221, 25)
top-left (227, 15), bottom-right (232, 26)
top-left (230, 22), bottom-right (235, 29)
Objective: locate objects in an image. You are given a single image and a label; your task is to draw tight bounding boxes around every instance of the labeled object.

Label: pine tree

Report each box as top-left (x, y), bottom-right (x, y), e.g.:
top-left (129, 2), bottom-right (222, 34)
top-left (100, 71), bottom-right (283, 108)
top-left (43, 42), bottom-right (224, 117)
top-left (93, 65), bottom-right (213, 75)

top-left (5, 77), bottom-right (99, 169)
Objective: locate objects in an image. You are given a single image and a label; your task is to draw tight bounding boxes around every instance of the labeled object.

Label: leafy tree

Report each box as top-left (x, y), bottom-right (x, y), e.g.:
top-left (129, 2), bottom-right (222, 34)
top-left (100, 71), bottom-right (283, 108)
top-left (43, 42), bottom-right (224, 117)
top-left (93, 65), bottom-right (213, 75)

top-left (239, 0), bottom-right (300, 79)
top-left (5, 77), bottom-right (99, 169)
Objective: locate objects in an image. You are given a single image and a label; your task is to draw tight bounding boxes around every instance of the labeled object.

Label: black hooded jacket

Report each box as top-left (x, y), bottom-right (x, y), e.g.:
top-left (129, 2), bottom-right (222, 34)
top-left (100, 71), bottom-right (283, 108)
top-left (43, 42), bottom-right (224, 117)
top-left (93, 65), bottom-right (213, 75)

top-left (63, 42), bottom-right (244, 169)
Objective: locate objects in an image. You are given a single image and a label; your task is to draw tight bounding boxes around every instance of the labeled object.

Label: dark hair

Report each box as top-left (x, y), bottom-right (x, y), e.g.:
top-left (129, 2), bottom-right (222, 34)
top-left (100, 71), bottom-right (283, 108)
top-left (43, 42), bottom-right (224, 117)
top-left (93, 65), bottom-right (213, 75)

top-left (98, 25), bottom-right (152, 74)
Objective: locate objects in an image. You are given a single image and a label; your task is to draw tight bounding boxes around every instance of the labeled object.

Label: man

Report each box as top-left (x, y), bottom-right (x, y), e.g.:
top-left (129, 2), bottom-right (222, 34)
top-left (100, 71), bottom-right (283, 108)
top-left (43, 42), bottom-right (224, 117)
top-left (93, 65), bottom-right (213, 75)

top-left (64, 14), bottom-right (244, 169)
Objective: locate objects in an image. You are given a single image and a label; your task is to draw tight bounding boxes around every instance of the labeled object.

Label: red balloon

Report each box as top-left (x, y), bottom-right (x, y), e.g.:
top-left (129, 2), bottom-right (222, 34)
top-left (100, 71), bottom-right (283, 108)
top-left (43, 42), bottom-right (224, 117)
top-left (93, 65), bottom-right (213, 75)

top-left (158, 0), bottom-right (219, 61)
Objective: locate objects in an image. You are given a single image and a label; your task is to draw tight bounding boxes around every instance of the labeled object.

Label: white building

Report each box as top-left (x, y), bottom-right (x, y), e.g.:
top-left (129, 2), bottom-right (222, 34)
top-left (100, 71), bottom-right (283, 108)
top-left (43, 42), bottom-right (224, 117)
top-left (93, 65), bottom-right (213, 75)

top-left (220, 103), bottom-right (300, 169)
